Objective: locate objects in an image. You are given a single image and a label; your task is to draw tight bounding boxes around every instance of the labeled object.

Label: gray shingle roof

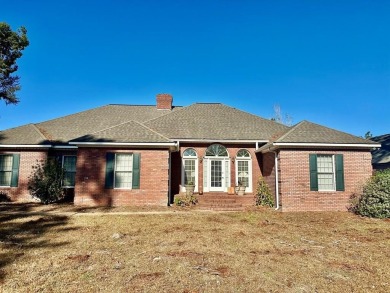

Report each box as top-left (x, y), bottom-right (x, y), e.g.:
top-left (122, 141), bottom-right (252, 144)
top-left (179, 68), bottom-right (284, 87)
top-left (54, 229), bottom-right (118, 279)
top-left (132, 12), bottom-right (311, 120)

top-left (0, 102), bottom-right (373, 147)
top-left (35, 105), bottom-right (179, 143)
top-left (144, 103), bottom-right (289, 140)
top-left (274, 120), bottom-right (375, 144)
top-left (70, 121), bottom-right (171, 143)
top-left (371, 134), bottom-right (390, 164)
top-left (0, 124), bottom-right (49, 145)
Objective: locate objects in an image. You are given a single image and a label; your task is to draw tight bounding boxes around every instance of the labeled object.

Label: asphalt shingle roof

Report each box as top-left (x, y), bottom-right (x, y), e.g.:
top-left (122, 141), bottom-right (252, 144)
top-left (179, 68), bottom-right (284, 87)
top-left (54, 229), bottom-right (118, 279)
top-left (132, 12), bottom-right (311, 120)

top-left (70, 121), bottom-right (171, 143)
top-left (371, 134), bottom-right (390, 164)
top-left (0, 124), bottom-right (49, 145)
top-left (0, 102), bottom-right (374, 147)
top-left (35, 105), bottom-right (179, 143)
top-left (144, 103), bottom-right (289, 140)
top-left (274, 120), bottom-right (375, 144)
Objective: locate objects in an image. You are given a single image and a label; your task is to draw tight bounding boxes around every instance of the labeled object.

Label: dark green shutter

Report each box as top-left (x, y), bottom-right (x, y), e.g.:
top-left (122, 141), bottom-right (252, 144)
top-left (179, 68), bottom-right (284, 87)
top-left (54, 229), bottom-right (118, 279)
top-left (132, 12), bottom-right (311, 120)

top-left (132, 153), bottom-right (140, 189)
top-left (105, 153), bottom-right (115, 189)
top-left (309, 154), bottom-right (318, 191)
top-left (335, 154), bottom-right (345, 191)
top-left (10, 154), bottom-right (20, 187)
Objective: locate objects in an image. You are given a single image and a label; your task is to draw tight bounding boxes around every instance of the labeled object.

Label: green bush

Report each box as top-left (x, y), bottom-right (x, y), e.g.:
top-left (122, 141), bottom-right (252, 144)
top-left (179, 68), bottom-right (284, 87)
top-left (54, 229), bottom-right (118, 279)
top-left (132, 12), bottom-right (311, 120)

top-left (255, 177), bottom-right (274, 207)
top-left (28, 159), bottom-right (65, 204)
top-left (350, 169), bottom-right (390, 218)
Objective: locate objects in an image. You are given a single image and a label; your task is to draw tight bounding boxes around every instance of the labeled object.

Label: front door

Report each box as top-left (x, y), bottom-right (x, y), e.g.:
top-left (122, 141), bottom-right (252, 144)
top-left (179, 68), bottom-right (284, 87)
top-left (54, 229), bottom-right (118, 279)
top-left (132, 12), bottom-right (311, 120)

top-left (209, 159), bottom-right (225, 192)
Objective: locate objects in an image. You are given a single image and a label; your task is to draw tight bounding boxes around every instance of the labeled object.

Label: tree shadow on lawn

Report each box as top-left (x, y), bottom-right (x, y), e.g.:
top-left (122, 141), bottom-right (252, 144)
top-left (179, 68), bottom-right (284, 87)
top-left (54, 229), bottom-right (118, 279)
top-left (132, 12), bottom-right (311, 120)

top-left (0, 203), bottom-right (78, 283)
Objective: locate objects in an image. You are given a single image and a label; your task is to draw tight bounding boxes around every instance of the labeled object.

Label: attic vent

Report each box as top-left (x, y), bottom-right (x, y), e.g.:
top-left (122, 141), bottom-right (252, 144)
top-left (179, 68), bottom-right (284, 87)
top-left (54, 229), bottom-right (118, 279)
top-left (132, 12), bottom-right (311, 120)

top-left (156, 93), bottom-right (173, 110)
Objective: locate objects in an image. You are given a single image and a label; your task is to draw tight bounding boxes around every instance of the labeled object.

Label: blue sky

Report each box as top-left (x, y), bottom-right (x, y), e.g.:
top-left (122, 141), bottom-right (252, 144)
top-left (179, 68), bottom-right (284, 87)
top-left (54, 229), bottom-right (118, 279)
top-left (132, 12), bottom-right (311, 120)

top-left (1, 0), bottom-right (389, 137)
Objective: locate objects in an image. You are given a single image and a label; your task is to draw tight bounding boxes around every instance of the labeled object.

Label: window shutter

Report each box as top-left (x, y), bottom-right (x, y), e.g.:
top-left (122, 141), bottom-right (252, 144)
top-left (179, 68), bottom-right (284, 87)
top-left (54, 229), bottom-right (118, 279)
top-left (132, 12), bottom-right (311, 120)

top-left (105, 153), bottom-right (115, 189)
top-left (335, 154), bottom-right (345, 191)
top-left (132, 153), bottom-right (140, 189)
top-left (309, 154), bottom-right (318, 191)
top-left (10, 154), bottom-right (20, 187)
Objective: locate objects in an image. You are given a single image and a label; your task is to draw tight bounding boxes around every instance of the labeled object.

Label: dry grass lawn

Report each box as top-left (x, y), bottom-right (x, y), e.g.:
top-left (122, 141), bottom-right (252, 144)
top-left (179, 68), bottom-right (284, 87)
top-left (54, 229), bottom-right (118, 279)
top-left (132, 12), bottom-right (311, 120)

top-left (1, 203), bottom-right (389, 292)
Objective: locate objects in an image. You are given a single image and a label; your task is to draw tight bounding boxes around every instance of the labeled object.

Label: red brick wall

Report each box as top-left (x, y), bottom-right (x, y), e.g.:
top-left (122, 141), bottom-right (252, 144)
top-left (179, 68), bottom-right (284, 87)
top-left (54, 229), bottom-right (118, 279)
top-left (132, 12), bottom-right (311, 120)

top-left (0, 149), bottom-right (48, 201)
top-left (173, 143), bottom-right (262, 195)
top-left (278, 149), bottom-right (373, 212)
top-left (261, 152), bottom-right (277, 202)
top-left (74, 148), bottom-right (170, 206)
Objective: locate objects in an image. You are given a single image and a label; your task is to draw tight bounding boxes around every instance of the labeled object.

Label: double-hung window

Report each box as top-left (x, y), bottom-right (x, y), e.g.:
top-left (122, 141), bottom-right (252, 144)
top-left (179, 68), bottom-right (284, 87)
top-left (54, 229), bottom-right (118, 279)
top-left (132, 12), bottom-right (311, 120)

top-left (114, 154), bottom-right (133, 189)
top-left (62, 156), bottom-right (77, 187)
top-left (105, 153), bottom-right (141, 189)
top-left (0, 154), bottom-right (20, 187)
top-left (0, 155), bottom-right (13, 186)
top-left (310, 154), bottom-right (344, 191)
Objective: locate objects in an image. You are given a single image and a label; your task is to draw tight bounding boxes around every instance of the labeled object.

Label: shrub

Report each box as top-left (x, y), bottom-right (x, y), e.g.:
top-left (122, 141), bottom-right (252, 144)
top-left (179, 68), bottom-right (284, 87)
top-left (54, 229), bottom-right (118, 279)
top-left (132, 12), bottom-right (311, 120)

top-left (350, 169), bottom-right (390, 218)
top-left (255, 177), bottom-right (274, 207)
top-left (174, 194), bottom-right (198, 207)
top-left (28, 158), bottom-right (65, 204)
top-left (0, 191), bottom-right (11, 202)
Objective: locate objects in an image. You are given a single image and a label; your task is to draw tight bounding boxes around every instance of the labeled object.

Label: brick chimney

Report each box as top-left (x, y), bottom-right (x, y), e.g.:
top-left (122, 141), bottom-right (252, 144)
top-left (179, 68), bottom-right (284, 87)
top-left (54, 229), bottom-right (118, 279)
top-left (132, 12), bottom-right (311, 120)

top-left (156, 93), bottom-right (173, 110)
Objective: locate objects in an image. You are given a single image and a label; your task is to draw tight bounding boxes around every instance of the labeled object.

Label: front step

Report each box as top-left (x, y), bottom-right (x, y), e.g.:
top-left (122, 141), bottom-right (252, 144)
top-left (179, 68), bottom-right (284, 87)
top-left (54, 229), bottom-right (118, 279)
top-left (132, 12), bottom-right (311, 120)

top-left (195, 193), bottom-right (248, 211)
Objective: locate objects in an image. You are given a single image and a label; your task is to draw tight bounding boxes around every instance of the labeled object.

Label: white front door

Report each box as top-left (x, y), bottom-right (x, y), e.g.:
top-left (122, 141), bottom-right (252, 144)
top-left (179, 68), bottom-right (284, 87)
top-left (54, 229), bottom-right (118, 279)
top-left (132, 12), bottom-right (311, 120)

top-left (209, 159), bottom-right (228, 192)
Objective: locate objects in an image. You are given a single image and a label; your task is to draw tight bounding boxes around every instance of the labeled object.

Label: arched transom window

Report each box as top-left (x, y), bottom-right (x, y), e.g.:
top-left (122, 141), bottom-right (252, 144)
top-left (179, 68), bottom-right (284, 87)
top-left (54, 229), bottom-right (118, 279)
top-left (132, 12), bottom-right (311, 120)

top-left (205, 144), bottom-right (228, 157)
top-left (183, 148), bottom-right (197, 157)
top-left (237, 149), bottom-right (251, 158)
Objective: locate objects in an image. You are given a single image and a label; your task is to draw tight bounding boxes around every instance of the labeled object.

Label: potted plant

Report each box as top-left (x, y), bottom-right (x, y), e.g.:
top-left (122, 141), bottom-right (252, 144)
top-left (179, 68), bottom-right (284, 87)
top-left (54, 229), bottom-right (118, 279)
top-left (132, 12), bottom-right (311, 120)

top-left (185, 181), bottom-right (195, 196)
top-left (236, 180), bottom-right (246, 196)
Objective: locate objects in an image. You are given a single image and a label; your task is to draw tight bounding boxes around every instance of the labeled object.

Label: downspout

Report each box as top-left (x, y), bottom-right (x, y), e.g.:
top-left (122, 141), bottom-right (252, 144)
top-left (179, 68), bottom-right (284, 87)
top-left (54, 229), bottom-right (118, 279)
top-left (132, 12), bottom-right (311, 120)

top-left (168, 149), bottom-right (172, 206)
top-left (272, 150), bottom-right (280, 210)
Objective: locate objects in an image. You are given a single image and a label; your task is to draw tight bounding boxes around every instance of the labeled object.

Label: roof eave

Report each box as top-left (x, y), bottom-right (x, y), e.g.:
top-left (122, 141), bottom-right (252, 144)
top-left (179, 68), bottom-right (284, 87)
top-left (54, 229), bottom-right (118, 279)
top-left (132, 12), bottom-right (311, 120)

top-left (0, 144), bottom-right (52, 148)
top-left (173, 139), bottom-right (269, 144)
top-left (258, 142), bottom-right (381, 153)
top-left (68, 141), bottom-right (177, 148)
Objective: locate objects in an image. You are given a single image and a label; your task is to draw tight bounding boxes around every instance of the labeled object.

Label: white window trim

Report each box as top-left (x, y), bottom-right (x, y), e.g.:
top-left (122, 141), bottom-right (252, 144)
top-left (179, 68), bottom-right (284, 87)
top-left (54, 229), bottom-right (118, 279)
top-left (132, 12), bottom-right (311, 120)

top-left (317, 154), bottom-right (336, 192)
top-left (62, 155), bottom-right (77, 188)
top-left (114, 153), bottom-right (133, 190)
top-left (203, 157), bottom-right (230, 192)
top-left (181, 149), bottom-right (198, 192)
top-left (203, 145), bottom-right (231, 192)
top-left (0, 154), bottom-right (13, 187)
top-left (235, 151), bottom-right (253, 193)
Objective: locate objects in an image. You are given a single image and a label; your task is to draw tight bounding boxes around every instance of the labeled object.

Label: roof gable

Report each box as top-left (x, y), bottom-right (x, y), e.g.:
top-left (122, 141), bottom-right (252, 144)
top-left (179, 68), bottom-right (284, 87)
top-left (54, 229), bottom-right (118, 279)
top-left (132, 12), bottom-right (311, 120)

top-left (70, 120), bottom-right (171, 143)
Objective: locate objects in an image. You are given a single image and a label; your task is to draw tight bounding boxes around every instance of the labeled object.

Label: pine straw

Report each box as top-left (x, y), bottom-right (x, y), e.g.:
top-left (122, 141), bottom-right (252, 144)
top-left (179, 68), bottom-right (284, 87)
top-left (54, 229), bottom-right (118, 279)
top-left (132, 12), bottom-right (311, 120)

top-left (1, 204), bottom-right (389, 292)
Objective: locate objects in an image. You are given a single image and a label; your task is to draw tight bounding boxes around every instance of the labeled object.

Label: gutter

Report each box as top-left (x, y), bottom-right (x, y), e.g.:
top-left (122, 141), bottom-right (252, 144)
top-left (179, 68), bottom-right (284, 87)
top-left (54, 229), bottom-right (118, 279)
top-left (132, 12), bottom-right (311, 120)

top-left (68, 142), bottom-right (177, 148)
top-left (272, 142), bottom-right (381, 148)
top-left (257, 142), bottom-right (381, 153)
top-left (170, 139), bottom-right (268, 144)
top-left (0, 144), bottom-right (52, 148)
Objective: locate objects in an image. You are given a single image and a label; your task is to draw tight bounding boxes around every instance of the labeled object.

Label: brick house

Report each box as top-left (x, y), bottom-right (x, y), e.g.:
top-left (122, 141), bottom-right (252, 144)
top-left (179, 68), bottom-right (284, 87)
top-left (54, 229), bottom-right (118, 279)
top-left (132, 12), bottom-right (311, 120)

top-left (0, 94), bottom-right (380, 211)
